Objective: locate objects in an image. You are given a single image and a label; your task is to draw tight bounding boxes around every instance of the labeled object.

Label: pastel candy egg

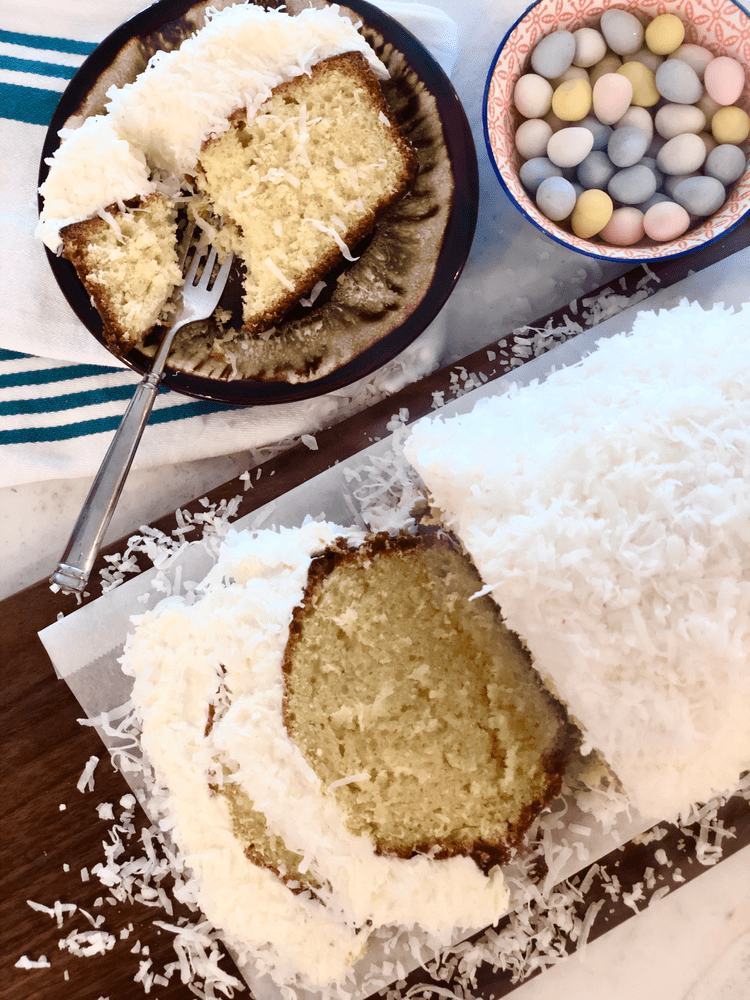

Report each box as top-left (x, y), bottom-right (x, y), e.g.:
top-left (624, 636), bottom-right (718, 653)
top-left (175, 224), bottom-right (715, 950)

top-left (600, 9), bottom-right (644, 56)
top-left (552, 77), bottom-right (593, 121)
top-left (663, 171), bottom-right (698, 198)
top-left (599, 206), bottom-right (645, 244)
top-left (514, 74), bottom-right (554, 118)
top-left (608, 124), bottom-right (650, 167)
top-left (553, 66), bottom-right (590, 87)
top-left (711, 106), bottom-right (750, 144)
top-left (696, 91), bottom-right (721, 128)
top-left (643, 200), bottom-right (690, 239)
top-left (608, 163), bottom-right (658, 204)
top-left (668, 44), bottom-right (713, 79)
top-left (639, 155), bottom-right (664, 191)
top-left (577, 150), bottom-right (617, 189)
top-left (547, 126), bottom-right (595, 167)
top-left (579, 115), bottom-right (613, 150)
top-left (573, 27), bottom-right (607, 68)
top-left (628, 47), bottom-right (663, 73)
top-left (704, 56), bottom-right (745, 106)
top-left (536, 175), bottom-right (578, 221)
top-left (571, 188), bottom-right (613, 237)
top-left (655, 103), bottom-right (706, 139)
top-left (593, 73), bottom-right (633, 125)
top-left (655, 59), bottom-right (703, 104)
top-left (705, 143), bottom-right (747, 185)
top-left (519, 156), bottom-right (563, 196)
top-left (617, 61), bottom-right (659, 106)
top-left (672, 175), bottom-right (726, 215)
top-left (515, 118), bottom-right (554, 159)
top-left (531, 30), bottom-right (576, 80)
top-left (616, 105), bottom-right (654, 144)
top-left (656, 132), bottom-right (707, 174)
top-left (589, 53), bottom-right (623, 86)
top-left (644, 14), bottom-right (685, 56)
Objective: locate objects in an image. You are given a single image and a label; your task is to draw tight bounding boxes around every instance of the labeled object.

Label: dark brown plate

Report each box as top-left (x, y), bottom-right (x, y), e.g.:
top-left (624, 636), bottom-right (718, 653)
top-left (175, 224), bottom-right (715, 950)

top-left (37, 0), bottom-right (478, 405)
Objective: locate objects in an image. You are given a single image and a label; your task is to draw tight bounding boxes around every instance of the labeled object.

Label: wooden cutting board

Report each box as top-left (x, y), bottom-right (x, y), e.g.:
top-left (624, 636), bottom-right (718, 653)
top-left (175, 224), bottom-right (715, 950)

top-left (3, 239), bottom-right (750, 1000)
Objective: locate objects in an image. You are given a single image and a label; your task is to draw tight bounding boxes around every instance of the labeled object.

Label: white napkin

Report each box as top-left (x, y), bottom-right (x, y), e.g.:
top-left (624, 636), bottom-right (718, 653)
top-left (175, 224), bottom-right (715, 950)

top-left (0, 1), bottom-right (458, 488)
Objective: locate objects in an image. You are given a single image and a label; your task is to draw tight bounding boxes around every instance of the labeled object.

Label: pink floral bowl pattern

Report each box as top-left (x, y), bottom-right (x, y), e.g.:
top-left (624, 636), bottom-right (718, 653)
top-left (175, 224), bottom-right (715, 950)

top-left (484, 0), bottom-right (750, 261)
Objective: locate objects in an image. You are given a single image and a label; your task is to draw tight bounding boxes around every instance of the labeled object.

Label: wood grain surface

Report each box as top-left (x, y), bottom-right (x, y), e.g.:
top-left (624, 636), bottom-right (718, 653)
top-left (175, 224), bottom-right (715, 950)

top-left (3, 237), bottom-right (750, 999)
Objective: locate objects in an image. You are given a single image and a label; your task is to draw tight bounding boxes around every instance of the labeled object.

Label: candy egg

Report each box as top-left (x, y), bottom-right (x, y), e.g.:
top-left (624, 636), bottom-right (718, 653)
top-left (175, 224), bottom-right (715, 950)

top-left (515, 118), bottom-right (554, 159)
top-left (704, 56), bottom-right (745, 106)
top-left (617, 61), bottom-right (659, 106)
top-left (589, 53), bottom-right (623, 86)
top-left (600, 9), bottom-right (644, 56)
top-left (696, 91), bottom-right (721, 128)
top-left (536, 175), bottom-right (578, 221)
top-left (608, 124), bottom-right (650, 167)
top-left (608, 163), bottom-right (658, 204)
top-left (616, 105), bottom-right (654, 144)
top-left (579, 115), bottom-right (613, 151)
top-left (655, 59), bottom-right (703, 104)
top-left (571, 188), bottom-right (613, 237)
top-left (705, 143), bottom-right (747, 185)
top-left (519, 156), bottom-right (563, 196)
top-left (672, 175), bottom-right (726, 215)
top-left (644, 14), bottom-right (685, 56)
top-left (657, 132), bottom-right (707, 174)
top-left (668, 43), bottom-right (713, 79)
top-left (577, 150), bottom-right (617, 189)
top-left (593, 73), bottom-right (634, 125)
top-left (654, 103), bottom-right (706, 140)
top-left (711, 105), bottom-right (750, 144)
top-left (573, 27), bottom-right (607, 68)
top-left (628, 47), bottom-right (663, 73)
top-left (531, 30), bottom-right (576, 80)
top-left (547, 126), bottom-right (595, 167)
top-left (514, 74), bottom-right (554, 118)
top-left (552, 78), bottom-right (593, 121)
top-left (553, 66), bottom-right (590, 87)
top-left (599, 206), bottom-right (645, 244)
top-left (643, 200), bottom-right (690, 239)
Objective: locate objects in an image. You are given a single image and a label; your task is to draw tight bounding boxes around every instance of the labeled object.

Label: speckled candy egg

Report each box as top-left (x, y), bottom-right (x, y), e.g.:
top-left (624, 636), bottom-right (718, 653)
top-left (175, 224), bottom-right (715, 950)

top-left (704, 56), bottom-right (746, 106)
top-left (600, 9), bottom-right (644, 56)
top-left (531, 30), bottom-right (576, 80)
top-left (655, 59), bottom-right (703, 104)
top-left (643, 200), bottom-right (690, 239)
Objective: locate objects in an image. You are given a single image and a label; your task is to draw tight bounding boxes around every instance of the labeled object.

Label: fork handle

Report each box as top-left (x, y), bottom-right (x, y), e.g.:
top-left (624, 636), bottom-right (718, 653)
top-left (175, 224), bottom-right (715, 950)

top-left (50, 371), bottom-right (163, 594)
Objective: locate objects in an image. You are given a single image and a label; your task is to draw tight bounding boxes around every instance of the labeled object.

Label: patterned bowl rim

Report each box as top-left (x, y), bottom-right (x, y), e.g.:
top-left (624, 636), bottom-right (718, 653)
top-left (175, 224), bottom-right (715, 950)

top-left (482, 0), bottom-right (750, 262)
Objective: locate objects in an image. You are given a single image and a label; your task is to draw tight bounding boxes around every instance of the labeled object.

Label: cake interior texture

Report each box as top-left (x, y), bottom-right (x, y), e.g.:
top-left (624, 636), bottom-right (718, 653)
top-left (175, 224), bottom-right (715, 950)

top-left (277, 531), bottom-right (574, 870)
top-left (60, 193), bottom-right (181, 349)
top-left (196, 50), bottom-right (418, 336)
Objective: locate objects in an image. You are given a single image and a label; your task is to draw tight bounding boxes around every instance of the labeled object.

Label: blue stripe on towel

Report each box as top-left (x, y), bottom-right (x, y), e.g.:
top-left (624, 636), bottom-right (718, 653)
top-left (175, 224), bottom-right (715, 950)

top-left (0, 362), bottom-right (120, 388)
top-left (0, 80), bottom-right (61, 126)
top-left (0, 349), bottom-right (31, 361)
top-left (0, 399), bottom-right (244, 444)
top-left (0, 29), bottom-right (96, 56)
top-left (0, 54), bottom-right (77, 79)
top-left (0, 382), bottom-right (146, 415)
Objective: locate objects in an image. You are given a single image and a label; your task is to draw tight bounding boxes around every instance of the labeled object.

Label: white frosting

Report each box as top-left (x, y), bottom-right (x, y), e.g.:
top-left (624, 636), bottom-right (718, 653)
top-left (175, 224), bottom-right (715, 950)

top-left (403, 299), bottom-right (750, 822)
top-left (123, 521), bottom-right (510, 992)
top-left (37, 4), bottom-right (388, 253)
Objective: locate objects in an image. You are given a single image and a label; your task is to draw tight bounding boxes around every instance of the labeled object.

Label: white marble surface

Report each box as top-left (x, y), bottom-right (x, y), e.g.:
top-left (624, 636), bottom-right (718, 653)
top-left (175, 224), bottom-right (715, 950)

top-left (3, 0), bottom-right (750, 996)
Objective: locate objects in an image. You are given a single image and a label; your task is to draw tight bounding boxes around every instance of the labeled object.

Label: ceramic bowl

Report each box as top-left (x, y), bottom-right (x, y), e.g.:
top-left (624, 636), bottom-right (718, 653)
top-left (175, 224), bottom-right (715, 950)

top-left (484, 0), bottom-right (750, 261)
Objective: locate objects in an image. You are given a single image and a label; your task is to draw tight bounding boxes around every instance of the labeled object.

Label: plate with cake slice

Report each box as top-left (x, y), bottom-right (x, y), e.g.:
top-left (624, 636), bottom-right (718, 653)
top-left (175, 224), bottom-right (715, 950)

top-left (36, 0), bottom-right (478, 405)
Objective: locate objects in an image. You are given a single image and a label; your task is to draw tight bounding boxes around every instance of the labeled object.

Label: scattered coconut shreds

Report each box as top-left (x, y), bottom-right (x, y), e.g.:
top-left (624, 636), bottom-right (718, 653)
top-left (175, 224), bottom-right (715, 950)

top-left (15, 955), bottom-right (51, 970)
top-left (77, 756), bottom-right (99, 793)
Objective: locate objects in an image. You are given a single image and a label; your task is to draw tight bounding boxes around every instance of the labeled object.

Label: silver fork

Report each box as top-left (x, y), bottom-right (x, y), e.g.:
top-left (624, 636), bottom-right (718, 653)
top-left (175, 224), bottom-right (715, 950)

top-left (50, 228), bottom-right (234, 595)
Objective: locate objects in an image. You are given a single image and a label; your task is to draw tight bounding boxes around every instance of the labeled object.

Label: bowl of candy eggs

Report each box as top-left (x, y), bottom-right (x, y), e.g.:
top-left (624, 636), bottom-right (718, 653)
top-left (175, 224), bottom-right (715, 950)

top-left (484, 0), bottom-right (750, 260)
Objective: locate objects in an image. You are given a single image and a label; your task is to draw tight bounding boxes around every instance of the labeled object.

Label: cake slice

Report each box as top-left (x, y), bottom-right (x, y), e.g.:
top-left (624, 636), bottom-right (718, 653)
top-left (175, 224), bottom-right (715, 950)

top-left (282, 530), bottom-right (575, 869)
top-left (195, 50), bottom-right (418, 334)
top-left (60, 193), bottom-right (181, 350)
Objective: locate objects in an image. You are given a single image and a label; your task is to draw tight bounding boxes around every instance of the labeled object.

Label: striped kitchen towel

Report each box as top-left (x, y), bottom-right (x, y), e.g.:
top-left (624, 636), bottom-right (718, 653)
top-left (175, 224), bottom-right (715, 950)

top-left (0, 1), bottom-right (457, 489)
